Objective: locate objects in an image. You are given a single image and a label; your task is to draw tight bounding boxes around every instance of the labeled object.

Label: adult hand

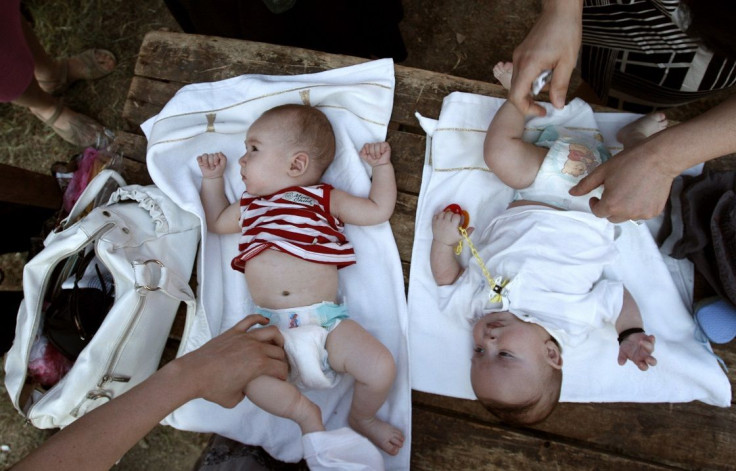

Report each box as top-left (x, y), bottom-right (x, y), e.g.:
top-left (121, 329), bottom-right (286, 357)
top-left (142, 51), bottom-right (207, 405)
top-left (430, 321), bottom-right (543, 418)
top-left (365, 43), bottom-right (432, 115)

top-left (175, 314), bottom-right (288, 408)
top-left (509, 0), bottom-right (583, 116)
top-left (569, 143), bottom-right (677, 222)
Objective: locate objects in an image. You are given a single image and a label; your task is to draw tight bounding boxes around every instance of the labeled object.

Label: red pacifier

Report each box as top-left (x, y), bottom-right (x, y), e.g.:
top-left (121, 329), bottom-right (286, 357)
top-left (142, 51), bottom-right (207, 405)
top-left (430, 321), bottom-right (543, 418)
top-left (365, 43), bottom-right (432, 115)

top-left (443, 204), bottom-right (470, 229)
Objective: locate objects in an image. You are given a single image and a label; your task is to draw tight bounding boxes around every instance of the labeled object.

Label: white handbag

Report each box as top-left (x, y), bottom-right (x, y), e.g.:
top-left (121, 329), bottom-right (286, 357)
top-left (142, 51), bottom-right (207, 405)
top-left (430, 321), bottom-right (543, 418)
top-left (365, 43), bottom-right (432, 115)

top-left (4, 170), bottom-right (201, 428)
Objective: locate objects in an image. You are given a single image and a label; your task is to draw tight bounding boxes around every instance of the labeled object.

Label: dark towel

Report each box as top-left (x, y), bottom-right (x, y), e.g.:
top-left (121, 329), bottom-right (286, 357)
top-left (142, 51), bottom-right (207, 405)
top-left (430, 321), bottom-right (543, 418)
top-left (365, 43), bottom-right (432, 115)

top-left (668, 171), bottom-right (736, 306)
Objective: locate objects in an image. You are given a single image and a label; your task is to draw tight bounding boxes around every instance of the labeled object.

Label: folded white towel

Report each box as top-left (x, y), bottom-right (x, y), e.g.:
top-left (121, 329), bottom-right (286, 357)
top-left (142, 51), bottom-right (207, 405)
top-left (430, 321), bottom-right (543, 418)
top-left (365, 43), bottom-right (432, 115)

top-left (409, 92), bottom-right (731, 406)
top-left (303, 428), bottom-right (385, 471)
top-left (142, 59), bottom-right (411, 469)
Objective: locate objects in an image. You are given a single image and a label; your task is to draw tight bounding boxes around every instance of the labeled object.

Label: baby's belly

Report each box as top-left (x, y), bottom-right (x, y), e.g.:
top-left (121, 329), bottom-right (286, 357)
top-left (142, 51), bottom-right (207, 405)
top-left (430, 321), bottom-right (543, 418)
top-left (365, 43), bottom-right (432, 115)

top-left (243, 249), bottom-right (339, 309)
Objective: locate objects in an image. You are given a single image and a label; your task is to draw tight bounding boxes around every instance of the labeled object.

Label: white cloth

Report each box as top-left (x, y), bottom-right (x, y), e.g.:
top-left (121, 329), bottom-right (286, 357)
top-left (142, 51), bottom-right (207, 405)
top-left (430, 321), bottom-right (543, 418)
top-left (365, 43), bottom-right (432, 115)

top-left (438, 205), bottom-right (624, 350)
top-left (142, 59), bottom-right (411, 469)
top-left (409, 92), bottom-right (731, 406)
top-left (303, 428), bottom-right (385, 471)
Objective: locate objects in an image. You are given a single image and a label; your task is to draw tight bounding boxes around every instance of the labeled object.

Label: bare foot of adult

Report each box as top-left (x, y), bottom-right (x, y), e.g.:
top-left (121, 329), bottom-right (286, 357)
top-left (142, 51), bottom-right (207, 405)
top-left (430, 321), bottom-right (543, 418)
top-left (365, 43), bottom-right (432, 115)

top-left (616, 112), bottom-right (668, 147)
top-left (30, 100), bottom-right (107, 148)
top-left (348, 415), bottom-right (405, 455)
top-left (37, 49), bottom-right (117, 95)
top-left (493, 61), bottom-right (513, 90)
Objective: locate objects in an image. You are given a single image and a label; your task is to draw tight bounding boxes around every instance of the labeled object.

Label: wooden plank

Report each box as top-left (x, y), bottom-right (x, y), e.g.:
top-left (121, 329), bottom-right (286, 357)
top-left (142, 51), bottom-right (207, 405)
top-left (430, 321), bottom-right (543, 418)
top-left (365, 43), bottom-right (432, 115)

top-left (124, 31), bottom-right (736, 471)
top-left (413, 390), bottom-right (736, 470)
top-left (391, 192), bottom-right (417, 264)
top-left (0, 164), bottom-right (62, 209)
top-left (122, 77), bottom-right (180, 130)
top-left (113, 131), bottom-right (148, 164)
top-left (127, 31), bottom-right (508, 130)
top-left (410, 406), bottom-right (671, 471)
top-left (387, 130), bottom-right (425, 195)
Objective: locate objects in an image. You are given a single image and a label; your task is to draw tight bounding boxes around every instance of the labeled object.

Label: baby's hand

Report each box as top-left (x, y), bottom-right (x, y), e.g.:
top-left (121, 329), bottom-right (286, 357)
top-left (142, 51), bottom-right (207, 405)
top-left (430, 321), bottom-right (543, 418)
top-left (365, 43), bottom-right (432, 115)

top-left (432, 210), bottom-right (468, 247)
top-left (197, 152), bottom-right (227, 179)
top-left (618, 332), bottom-right (657, 371)
top-left (359, 142), bottom-right (392, 167)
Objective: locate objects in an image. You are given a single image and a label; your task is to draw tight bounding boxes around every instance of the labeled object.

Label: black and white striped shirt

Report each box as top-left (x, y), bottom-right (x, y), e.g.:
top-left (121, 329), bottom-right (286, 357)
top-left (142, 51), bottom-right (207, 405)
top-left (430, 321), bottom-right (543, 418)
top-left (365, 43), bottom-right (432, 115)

top-left (580, 0), bottom-right (736, 112)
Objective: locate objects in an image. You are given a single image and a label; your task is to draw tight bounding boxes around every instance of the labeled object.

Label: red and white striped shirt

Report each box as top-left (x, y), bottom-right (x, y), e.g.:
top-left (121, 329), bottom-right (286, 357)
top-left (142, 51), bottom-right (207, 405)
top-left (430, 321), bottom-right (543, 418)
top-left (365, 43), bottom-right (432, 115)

top-left (231, 184), bottom-right (356, 272)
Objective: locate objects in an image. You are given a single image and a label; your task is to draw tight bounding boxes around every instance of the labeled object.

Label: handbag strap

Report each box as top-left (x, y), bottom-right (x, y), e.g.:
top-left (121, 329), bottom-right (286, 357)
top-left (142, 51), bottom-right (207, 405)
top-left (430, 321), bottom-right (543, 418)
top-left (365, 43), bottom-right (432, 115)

top-left (61, 169), bottom-right (127, 230)
top-left (132, 260), bottom-right (196, 356)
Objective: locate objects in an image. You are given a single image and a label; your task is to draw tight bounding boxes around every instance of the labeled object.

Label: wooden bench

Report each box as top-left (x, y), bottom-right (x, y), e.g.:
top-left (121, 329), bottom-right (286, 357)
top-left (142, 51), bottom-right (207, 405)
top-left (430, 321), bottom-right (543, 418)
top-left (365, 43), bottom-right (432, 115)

top-left (118, 30), bottom-right (736, 470)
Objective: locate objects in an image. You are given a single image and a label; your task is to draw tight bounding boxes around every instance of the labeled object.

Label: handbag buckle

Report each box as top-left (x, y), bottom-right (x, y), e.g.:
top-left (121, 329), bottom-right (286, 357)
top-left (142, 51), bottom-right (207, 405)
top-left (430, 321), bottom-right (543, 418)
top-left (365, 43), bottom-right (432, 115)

top-left (133, 259), bottom-right (165, 291)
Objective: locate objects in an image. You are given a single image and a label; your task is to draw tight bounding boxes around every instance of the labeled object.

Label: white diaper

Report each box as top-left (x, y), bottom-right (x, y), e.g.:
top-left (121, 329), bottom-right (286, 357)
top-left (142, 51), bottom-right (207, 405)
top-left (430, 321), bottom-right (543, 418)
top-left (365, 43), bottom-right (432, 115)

top-left (256, 302), bottom-right (348, 389)
top-left (515, 125), bottom-right (610, 211)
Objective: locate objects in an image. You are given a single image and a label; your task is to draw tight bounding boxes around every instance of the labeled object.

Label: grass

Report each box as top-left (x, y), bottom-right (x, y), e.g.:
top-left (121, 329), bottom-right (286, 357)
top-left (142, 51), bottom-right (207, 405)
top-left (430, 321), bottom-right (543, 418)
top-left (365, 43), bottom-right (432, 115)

top-left (0, 0), bottom-right (178, 174)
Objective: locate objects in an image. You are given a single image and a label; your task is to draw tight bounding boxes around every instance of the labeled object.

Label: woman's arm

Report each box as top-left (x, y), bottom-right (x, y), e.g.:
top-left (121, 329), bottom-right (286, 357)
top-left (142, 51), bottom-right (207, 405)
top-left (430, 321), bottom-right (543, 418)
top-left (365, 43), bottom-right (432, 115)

top-left (570, 94), bottom-right (736, 222)
top-left (13, 315), bottom-right (287, 471)
top-left (508, 0), bottom-right (584, 116)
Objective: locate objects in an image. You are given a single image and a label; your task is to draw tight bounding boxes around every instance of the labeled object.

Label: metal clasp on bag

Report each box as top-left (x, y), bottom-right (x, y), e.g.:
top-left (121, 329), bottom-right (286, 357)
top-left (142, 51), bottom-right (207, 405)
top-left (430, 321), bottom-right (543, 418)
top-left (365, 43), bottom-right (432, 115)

top-left (133, 259), bottom-right (165, 291)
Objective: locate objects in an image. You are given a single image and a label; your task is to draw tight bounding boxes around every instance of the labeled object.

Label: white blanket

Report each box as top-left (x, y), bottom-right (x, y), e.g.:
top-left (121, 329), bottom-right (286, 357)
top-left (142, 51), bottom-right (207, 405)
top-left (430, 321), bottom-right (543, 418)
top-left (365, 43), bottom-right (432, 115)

top-left (409, 92), bottom-right (731, 406)
top-left (141, 59), bottom-right (411, 468)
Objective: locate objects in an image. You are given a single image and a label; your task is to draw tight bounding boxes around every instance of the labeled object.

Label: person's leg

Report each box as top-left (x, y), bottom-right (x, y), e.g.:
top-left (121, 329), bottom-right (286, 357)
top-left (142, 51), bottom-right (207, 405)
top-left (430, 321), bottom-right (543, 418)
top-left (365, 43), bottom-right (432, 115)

top-left (617, 112), bottom-right (668, 148)
top-left (21, 19), bottom-right (115, 95)
top-left (325, 319), bottom-right (404, 455)
top-left (19, 18), bottom-right (57, 85)
top-left (12, 78), bottom-right (105, 148)
top-left (245, 375), bottom-right (324, 435)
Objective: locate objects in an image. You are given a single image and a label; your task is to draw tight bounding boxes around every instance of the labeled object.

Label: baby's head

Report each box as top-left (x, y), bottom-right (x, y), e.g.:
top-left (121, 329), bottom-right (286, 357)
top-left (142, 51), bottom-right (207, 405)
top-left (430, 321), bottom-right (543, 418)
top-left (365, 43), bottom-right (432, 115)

top-left (470, 311), bottom-right (563, 425)
top-left (239, 104), bottom-right (336, 195)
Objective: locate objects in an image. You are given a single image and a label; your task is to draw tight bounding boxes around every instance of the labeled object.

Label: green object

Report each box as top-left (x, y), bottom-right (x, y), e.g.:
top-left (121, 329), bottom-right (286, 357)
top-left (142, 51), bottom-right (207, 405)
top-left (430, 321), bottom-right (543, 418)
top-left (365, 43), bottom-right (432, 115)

top-left (261, 0), bottom-right (297, 14)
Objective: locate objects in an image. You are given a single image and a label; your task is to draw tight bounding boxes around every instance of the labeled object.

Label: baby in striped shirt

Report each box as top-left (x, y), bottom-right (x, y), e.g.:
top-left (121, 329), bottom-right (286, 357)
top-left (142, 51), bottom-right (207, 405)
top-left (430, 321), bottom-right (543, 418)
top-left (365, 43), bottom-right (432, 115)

top-left (197, 104), bottom-right (404, 457)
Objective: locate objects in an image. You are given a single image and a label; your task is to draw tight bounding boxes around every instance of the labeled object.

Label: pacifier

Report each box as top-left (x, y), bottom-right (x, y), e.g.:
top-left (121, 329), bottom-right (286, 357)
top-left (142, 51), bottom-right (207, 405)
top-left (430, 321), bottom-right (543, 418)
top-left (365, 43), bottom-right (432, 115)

top-left (443, 204), bottom-right (470, 229)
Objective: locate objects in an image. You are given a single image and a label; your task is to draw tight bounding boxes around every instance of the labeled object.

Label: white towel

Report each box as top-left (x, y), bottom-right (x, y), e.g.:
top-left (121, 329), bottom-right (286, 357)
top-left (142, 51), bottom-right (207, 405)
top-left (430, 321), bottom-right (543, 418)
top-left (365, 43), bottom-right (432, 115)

top-left (409, 92), bottom-right (731, 406)
top-left (141, 59), bottom-right (411, 469)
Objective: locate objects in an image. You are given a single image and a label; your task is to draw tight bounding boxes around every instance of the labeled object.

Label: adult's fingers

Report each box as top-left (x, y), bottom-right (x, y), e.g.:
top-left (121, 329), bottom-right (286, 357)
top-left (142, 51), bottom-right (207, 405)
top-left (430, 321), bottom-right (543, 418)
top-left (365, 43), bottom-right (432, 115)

top-left (508, 61), bottom-right (547, 117)
top-left (249, 324), bottom-right (285, 348)
top-left (569, 167), bottom-right (605, 196)
top-left (547, 60), bottom-right (574, 109)
top-left (231, 314), bottom-right (270, 333)
top-left (260, 356), bottom-right (289, 381)
top-left (259, 339), bottom-right (287, 361)
top-left (588, 197), bottom-right (632, 224)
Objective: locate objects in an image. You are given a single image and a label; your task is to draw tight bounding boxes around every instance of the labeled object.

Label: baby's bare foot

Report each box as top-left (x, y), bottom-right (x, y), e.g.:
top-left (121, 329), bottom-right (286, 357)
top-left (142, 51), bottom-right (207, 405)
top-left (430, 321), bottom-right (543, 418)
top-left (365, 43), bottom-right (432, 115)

top-left (493, 61), bottom-right (514, 90)
top-left (617, 112), bottom-right (668, 147)
top-left (349, 415), bottom-right (404, 455)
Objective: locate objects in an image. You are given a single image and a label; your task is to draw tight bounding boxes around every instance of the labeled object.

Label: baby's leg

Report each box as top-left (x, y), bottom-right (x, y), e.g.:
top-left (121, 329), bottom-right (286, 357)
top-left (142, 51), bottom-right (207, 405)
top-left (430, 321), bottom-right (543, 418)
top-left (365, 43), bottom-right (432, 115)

top-left (245, 375), bottom-right (324, 435)
top-left (326, 320), bottom-right (404, 456)
top-left (484, 99), bottom-right (548, 188)
top-left (617, 112), bottom-right (668, 148)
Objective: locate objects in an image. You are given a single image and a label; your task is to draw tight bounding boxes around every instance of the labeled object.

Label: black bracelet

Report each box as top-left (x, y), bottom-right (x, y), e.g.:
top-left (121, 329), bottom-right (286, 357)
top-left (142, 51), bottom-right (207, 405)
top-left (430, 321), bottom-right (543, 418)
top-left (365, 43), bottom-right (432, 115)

top-left (617, 327), bottom-right (645, 344)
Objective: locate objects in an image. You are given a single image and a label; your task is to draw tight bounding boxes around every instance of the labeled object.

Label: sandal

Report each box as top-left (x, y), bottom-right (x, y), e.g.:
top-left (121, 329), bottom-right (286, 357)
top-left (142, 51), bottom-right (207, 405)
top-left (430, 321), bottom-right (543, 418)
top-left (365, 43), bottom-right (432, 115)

top-left (37, 49), bottom-right (117, 95)
top-left (32, 100), bottom-right (113, 148)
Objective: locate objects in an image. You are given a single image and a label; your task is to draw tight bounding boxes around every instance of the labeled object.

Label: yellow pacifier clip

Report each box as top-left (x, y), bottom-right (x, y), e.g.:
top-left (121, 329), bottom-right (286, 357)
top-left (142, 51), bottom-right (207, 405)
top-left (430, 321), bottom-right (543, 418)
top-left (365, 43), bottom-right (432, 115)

top-left (457, 226), bottom-right (509, 304)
